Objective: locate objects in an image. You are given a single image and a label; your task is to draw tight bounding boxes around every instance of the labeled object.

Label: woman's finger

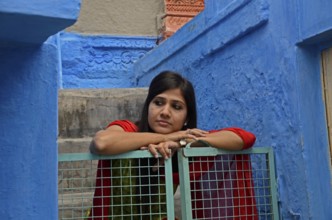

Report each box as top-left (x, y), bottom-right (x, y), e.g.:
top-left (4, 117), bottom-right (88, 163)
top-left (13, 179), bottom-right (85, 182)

top-left (157, 145), bottom-right (170, 159)
top-left (159, 148), bottom-right (168, 159)
top-left (148, 144), bottom-right (159, 158)
top-left (187, 128), bottom-right (208, 137)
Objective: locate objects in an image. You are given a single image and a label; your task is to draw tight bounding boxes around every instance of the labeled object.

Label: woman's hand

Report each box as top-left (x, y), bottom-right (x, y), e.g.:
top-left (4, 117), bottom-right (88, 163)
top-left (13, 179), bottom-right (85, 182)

top-left (140, 140), bottom-right (179, 159)
top-left (184, 128), bottom-right (209, 138)
top-left (164, 128), bottom-right (208, 142)
top-left (140, 128), bottom-right (208, 159)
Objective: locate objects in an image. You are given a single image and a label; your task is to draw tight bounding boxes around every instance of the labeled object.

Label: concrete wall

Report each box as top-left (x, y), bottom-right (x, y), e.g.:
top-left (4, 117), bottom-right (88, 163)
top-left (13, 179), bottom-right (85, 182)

top-left (133, 0), bottom-right (332, 219)
top-left (67, 0), bottom-right (164, 36)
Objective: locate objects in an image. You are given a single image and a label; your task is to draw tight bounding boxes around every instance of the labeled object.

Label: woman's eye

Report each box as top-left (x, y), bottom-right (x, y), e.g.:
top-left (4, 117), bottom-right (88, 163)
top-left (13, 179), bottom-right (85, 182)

top-left (153, 99), bottom-right (163, 106)
top-left (173, 104), bottom-right (183, 110)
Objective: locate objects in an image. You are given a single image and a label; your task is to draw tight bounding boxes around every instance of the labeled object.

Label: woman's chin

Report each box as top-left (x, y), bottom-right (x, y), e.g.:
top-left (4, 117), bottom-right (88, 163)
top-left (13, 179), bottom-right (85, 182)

top-left (152, 126), bottom-right (173, 134)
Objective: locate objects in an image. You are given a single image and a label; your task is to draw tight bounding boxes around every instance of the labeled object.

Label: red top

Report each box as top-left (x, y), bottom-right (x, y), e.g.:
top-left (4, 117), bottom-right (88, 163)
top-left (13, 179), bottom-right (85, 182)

top-left (89, 120), bottom-right (258, 220)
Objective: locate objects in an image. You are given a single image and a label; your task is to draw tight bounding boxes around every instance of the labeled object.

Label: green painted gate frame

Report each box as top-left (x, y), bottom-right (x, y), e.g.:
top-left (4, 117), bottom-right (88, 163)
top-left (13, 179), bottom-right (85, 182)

top-left (178, 143), bottom-right (280, 220)
top-left (58, 145), bottom-right (279, 219)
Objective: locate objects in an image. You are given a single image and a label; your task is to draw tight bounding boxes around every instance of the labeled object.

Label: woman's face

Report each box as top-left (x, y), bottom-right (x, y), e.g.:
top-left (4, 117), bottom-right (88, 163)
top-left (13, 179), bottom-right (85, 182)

top-left (148, 88), bottom-right (188, 134)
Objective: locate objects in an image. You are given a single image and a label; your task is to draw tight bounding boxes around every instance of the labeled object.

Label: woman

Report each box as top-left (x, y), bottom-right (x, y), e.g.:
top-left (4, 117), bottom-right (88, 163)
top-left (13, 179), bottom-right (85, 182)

top-left (89, 71), bottom-right (257, 219)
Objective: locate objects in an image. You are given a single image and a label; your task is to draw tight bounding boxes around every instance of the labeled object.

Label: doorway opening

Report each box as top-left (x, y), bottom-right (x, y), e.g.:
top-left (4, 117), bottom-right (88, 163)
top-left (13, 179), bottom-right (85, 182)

top-left (321, 47), bottom-right (332, 166)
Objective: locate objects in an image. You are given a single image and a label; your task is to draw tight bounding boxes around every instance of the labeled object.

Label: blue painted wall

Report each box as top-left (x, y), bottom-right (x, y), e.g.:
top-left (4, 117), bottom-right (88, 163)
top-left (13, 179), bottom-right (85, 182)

top-left (59, 32), bottom-right (157, 88)
top-left (0, 0), bottom-right (80, 44)
top-left (1, 0), bottom-right (332, 219)
top-left (0, 39), bottom-right (59, 219)
top-left (0, 0), bottom-right (80, 219)
top-left (133, 0), bottom-right (332, 219)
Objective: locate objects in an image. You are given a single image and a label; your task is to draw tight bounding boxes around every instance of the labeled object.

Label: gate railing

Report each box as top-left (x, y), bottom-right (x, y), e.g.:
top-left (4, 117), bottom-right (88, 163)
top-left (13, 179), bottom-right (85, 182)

top-left (178, 146), bottom-right (279, 220)
top-left (58, 146), bottom-right (279, 220)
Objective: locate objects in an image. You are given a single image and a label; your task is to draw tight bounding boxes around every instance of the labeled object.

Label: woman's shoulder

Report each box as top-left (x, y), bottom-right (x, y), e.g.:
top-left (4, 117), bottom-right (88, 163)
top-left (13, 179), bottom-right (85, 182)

top-left (107, 120), bottom-right (138, 132)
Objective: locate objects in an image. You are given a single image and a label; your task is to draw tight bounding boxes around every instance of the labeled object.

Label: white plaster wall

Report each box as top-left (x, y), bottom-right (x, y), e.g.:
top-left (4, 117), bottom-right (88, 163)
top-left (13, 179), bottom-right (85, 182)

top-left (67, 0), bottom-right (164, 36)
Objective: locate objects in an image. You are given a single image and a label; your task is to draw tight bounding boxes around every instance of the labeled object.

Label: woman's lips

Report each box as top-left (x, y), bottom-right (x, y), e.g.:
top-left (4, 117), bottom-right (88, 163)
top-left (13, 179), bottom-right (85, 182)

top-left (156, 120), bottom-right (170, 127)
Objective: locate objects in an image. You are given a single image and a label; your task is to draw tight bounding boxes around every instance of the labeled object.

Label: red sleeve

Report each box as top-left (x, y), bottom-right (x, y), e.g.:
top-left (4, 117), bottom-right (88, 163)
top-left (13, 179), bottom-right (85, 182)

top-left (106, 120), bottom-right (138, 132)
top-left (210, 127), bottom-right (256, 149)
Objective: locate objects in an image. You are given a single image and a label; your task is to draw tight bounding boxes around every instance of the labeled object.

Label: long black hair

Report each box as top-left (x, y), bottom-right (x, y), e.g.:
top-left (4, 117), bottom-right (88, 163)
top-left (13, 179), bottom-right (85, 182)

top-left (136, 71), bottom-right (198, 216)
top-left (138, 70), bottom-right (197, 132)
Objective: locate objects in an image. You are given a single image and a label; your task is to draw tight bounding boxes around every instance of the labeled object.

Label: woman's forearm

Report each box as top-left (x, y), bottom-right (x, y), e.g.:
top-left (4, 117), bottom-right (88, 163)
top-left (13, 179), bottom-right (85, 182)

top-left (198, 130), bottom-right (244, 150)
top-left (90, 129), bottom-right (166, 155)
top-left (196, 127), bottom-right (256, 150)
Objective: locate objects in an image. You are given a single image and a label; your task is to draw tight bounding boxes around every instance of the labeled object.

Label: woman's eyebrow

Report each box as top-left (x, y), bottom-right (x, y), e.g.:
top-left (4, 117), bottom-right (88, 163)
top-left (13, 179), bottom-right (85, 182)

top-left (154, 95), bottom-right (185, 105)
top-left (153, 96), bottom-right (165, 100)
top-left (172, 99), bottom-right (186, 105)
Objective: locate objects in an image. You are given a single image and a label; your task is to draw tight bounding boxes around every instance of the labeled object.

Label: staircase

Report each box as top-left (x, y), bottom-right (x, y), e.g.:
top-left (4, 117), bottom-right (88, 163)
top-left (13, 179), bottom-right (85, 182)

top-left (58, 88), bottom-right (148, 154)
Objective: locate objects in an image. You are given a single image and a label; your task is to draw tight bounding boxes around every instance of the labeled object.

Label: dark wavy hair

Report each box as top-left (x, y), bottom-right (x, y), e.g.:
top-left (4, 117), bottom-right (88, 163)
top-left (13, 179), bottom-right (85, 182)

top-left (138, 70), bottom-right (197, 132)
top-left (136, 71), bottom-right (197, 215)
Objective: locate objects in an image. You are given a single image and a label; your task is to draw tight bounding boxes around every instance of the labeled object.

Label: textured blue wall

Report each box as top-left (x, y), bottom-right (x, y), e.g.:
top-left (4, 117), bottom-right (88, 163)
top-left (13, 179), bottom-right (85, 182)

top-left (298, 1), bottom-right (332, 43)
top-left (60, 32), bottom-right (157, 88)
top-left (0, 0), bottom-right (80, 219)
top-left (1, 0), bottom-right (331, 219)
top-left (0, 0), bottom-right (80, 44)
top-left (291, 3), bottom-right (332, 217)
top-left (0, 38), bottom-right (58, 219)
top-left (133, 0), bottom-right (332, 219)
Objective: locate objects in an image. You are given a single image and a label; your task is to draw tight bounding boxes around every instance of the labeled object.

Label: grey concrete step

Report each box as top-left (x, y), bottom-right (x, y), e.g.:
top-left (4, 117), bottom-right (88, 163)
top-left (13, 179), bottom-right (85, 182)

top-left (58, 137), bottom-right (91, 154)
top-left (58, 88), bottom-right (148, 139)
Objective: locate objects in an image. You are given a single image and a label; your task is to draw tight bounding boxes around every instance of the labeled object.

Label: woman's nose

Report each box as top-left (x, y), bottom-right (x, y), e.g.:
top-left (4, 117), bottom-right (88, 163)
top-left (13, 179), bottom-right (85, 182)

top-left (160, 105), bottom-right (171, 117)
